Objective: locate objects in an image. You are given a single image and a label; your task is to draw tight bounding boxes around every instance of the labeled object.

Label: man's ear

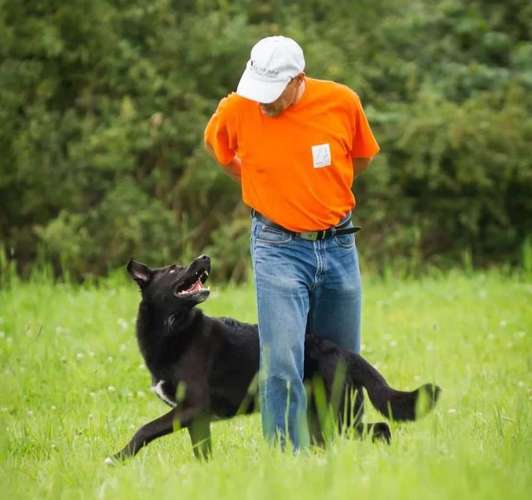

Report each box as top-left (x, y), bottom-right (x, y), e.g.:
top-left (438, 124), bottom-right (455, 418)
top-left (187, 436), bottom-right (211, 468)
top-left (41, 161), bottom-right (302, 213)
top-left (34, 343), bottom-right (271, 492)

top-left (127, 259), bottom-right (152, 287)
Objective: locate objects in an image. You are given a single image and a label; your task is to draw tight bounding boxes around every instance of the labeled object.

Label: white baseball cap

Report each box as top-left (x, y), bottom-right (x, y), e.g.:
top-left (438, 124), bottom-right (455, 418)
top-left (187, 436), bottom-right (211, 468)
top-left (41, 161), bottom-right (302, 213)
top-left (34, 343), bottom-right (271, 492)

top-left (236, 36), bottom-right (305, 104)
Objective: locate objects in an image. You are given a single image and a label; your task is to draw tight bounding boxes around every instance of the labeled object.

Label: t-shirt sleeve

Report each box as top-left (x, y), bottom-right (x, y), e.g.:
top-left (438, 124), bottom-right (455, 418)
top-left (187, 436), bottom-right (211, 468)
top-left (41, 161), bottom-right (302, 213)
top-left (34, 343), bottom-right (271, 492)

top-left (349, 92), bottom-right (380, 158)
top-left (204, 96), bottom-right (237, 166)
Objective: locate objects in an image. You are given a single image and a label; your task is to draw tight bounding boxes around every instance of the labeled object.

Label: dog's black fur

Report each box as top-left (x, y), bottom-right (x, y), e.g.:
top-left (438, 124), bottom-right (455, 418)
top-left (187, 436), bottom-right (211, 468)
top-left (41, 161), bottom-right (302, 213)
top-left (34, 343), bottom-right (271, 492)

top-left (108, 255), bottom-right (440, 462)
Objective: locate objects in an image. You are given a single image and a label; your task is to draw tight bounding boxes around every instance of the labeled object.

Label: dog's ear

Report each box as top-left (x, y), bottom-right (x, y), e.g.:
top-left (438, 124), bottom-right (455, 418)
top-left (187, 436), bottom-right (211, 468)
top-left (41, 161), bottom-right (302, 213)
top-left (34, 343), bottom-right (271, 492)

top-left (127, 259), bottom-right (152, 287)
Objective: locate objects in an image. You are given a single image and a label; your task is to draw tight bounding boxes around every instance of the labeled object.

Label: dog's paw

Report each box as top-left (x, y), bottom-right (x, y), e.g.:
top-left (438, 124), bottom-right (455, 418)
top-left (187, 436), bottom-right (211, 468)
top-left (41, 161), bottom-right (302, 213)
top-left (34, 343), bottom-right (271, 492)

top-left (371, 422), bottom-right (391, 445)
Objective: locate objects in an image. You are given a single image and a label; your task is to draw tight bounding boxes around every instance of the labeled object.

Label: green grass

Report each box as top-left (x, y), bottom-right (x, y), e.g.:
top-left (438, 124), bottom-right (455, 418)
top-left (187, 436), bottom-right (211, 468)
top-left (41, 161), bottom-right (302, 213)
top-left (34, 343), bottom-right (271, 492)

top-left (0, 269), bottom-right (530, 499)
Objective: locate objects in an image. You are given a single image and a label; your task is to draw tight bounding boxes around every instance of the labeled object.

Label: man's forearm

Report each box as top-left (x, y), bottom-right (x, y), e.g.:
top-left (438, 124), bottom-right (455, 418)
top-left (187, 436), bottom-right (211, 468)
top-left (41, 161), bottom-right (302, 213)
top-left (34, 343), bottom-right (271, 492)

top-left (353, 157), bottom-right (372, 178)
top-left (205, 142), bottom-right (242, 182)
top-left (224, 156), bottom-right (242, 181)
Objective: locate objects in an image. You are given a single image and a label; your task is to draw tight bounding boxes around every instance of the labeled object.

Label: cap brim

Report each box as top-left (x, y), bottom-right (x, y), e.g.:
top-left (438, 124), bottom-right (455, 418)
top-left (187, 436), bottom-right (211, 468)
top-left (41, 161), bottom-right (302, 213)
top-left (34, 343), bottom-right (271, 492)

top-left (236, 68), bottom-right (289, 104)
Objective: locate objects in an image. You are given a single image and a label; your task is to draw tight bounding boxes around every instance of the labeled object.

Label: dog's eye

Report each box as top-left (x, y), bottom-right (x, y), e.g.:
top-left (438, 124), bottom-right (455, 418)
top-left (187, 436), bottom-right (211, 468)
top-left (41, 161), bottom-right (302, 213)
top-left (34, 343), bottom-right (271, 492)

top-left (169, 267), bottom-right (177, 274)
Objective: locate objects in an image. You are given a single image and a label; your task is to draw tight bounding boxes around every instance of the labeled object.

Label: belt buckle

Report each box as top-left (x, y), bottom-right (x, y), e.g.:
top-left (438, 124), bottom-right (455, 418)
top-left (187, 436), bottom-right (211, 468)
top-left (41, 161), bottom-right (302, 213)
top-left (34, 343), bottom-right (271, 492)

top-left (300, 231), bottom-right (318, 241)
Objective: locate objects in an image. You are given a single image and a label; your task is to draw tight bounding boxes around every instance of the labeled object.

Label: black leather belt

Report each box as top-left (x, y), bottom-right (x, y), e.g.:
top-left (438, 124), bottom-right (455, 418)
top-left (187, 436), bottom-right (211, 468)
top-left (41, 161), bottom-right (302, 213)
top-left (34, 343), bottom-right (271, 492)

top-left (251, 209), bottom-right (361, 241)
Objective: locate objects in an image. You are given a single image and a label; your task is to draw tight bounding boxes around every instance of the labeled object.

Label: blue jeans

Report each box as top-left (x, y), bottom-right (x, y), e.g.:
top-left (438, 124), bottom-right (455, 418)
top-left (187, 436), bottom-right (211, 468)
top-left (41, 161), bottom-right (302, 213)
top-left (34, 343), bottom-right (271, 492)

top-left (250, 213), bottom-right (362, 449)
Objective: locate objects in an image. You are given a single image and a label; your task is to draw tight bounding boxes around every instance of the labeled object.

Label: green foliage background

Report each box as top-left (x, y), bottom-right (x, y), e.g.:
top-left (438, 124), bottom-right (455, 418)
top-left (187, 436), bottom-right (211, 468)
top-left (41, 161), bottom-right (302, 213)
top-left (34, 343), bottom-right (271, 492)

top-left (1, 0), bottom-right (531, 279)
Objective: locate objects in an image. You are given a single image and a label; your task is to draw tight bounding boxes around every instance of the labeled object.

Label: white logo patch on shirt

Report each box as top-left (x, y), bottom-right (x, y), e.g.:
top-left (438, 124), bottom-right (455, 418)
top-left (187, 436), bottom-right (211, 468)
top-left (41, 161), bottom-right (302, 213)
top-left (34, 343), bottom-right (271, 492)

top-left (311, 143), bottom-right (331, 168)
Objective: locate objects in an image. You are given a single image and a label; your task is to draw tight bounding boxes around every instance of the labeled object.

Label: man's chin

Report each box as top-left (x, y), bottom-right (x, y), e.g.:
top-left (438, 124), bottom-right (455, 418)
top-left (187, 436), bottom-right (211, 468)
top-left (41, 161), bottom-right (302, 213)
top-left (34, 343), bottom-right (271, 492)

top-left (260, 104), bottom-right (283, 117)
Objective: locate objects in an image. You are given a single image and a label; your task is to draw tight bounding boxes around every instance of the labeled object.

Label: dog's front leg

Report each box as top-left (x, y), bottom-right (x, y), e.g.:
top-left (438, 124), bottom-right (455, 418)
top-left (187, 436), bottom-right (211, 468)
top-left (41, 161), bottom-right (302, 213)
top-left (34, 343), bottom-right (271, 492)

top-left (107, 407), bottom-right (178, 463)
top-left (106, 405), bottom-right (210, 463)
top-left (188, 413), bottom-right (212, 460)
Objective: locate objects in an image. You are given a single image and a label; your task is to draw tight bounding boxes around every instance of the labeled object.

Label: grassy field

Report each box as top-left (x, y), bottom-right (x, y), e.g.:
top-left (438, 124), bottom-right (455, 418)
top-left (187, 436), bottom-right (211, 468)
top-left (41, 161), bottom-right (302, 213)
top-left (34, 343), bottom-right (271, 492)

top-left (0, 268), bottom-right (530, 499)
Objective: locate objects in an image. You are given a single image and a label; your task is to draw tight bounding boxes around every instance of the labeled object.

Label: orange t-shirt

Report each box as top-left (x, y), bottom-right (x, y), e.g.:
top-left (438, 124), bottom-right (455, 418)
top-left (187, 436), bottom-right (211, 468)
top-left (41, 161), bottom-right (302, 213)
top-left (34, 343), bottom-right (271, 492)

top-left (204, 77), bottom-right (380, 232)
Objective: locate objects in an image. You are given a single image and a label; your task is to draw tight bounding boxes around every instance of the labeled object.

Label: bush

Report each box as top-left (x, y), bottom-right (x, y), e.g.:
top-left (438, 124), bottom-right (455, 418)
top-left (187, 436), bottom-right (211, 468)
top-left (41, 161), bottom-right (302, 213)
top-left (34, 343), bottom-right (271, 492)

top-left (1, 0), bottom-right (530, 280)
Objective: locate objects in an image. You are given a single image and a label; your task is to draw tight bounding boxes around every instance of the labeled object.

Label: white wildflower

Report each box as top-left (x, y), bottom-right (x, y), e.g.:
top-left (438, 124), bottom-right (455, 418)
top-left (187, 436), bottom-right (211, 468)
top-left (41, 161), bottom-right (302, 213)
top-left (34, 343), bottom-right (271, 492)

top-left (117, 318), bottom-right (128, 332)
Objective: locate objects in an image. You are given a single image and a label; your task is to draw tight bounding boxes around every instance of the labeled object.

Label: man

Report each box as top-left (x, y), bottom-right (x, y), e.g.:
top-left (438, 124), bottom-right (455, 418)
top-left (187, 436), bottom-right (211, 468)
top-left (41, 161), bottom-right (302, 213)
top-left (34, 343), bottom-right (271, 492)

top-left (204, 36), bottom-right (379, 449)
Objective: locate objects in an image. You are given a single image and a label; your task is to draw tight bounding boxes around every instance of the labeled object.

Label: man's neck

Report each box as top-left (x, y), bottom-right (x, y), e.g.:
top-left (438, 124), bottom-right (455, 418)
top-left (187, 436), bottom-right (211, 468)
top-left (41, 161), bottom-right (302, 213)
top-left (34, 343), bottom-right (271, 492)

top-left (294, 78), bottom-right (306, 105)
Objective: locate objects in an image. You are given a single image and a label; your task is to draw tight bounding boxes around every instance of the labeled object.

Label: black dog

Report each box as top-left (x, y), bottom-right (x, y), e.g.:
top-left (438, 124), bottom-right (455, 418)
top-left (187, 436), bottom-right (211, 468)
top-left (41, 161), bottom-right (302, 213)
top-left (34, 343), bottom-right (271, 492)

top-left (106, 255), bottom-right (440, 462)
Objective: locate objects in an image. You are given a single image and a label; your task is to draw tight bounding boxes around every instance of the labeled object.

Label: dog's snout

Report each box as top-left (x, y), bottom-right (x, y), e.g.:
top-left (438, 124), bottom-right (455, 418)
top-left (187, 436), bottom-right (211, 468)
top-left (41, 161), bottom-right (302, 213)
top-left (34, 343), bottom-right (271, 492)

top-left (194, 255), bottom-right (211, 272)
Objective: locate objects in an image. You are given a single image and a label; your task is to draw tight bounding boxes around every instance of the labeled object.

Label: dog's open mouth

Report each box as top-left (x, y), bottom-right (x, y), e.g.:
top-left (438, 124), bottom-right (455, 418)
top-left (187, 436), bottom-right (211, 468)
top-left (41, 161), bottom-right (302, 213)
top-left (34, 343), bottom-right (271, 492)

top-left (175, 269), bottom-right (209, 297)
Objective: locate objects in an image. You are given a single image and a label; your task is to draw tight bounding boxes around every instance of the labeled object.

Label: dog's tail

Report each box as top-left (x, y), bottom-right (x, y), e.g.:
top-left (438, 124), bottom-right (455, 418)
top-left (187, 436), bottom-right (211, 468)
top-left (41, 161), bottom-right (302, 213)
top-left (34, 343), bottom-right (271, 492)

top-left (347, 352), bottom-right (441, 421)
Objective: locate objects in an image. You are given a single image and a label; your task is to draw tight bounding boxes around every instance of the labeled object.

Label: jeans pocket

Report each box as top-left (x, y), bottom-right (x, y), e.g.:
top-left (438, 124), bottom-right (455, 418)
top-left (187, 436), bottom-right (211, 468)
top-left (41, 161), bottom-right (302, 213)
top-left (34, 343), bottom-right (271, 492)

top-left (334, 233), bottom-right (355, 248)
top-left (255, 224), bottom-right (292, 244)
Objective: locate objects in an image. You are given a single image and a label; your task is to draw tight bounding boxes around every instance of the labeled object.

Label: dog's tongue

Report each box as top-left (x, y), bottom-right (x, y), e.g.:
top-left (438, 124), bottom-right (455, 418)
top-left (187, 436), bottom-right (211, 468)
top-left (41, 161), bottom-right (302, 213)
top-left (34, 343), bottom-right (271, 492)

top-left (184, 279), bottom-right (203, 294)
